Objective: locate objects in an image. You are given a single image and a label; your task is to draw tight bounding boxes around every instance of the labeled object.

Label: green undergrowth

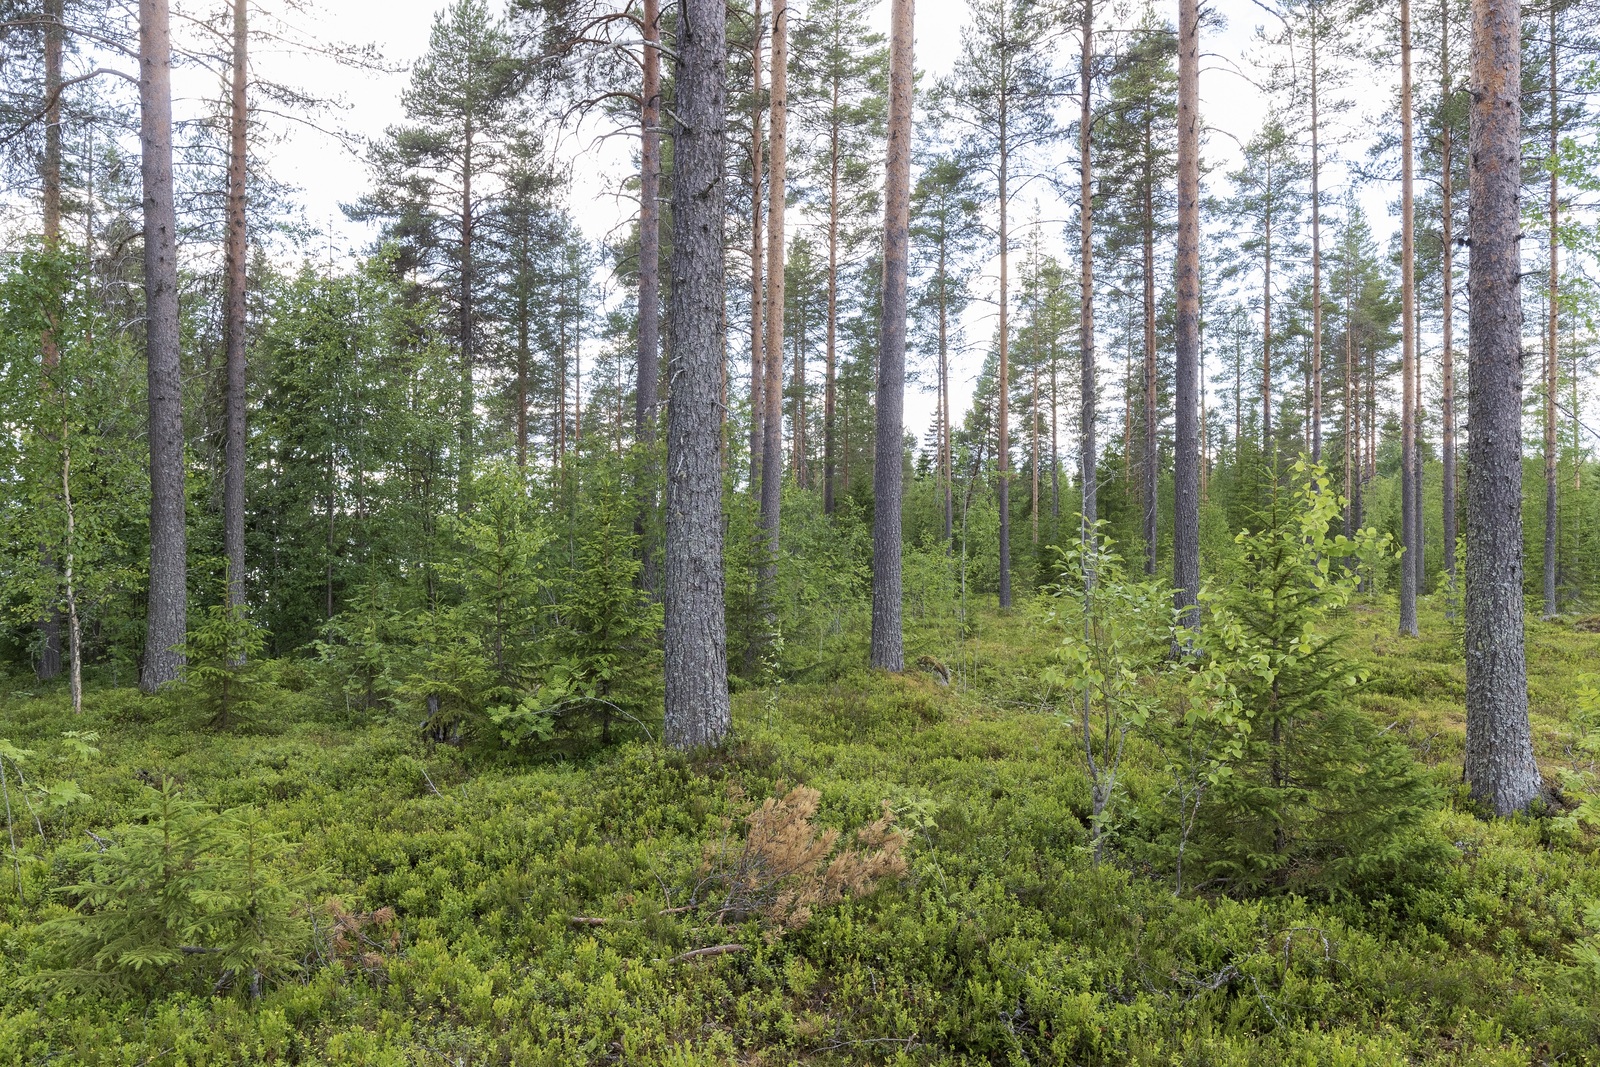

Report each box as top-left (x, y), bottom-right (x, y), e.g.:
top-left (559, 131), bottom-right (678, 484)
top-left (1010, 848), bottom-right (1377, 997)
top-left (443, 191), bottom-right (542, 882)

top-left (1, 599), bottom-right (1598, 1065)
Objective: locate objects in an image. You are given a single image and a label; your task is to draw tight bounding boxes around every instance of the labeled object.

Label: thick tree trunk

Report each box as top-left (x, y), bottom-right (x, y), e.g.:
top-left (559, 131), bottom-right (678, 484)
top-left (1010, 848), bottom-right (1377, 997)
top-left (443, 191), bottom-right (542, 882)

top-left (1464, 0), bottom-right (1541, 815)
top-left (1173, 0), bottom-right (1200, 629)
top-left (759, 0), bottom-right (787, 621)
top-left (637, 0), bottom-right (662, 592)
top-left (749, 1), bottom-right (765, 492)
top-left (1543, 10), bottom-right (1558, 618)
top-left (663, 0), bottom-right (731, 750)
top-left (223, 0), bottom-right (249, 611)
top-left (1399, 0), bottom-right (1419, 636)
top-left (140, 0), bottom-right (187, 692)
top-left (1078, 0), bottom-right (1096, 553)
top-left (870, 0), bottom-right (912, 671)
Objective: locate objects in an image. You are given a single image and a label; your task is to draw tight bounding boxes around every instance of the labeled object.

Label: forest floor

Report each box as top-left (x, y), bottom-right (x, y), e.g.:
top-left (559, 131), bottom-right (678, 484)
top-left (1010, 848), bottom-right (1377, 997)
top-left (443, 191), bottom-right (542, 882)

top-left (2, 598), bottom-right (1599, 1065)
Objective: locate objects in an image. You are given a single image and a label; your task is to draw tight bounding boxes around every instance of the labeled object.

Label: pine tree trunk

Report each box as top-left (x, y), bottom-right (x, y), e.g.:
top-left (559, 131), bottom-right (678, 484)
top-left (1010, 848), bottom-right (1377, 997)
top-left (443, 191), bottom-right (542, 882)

top-left (1173, 0), bottom-right (1201, 629)
top-left (759, 0), bottom-right (787, 622)
top-left (1441, 5), bottom-right (1458, 599)
top-left (663, 0), bottom-right (731, 750)
top-left (637, 0), bottom-right (662, 592)
top-left (1309, 7), bottom-right (1323, 463)
top-left (1464, 0), bottom-right (1541, 815)
top-left (1141, 119), bottom-right (1157, 576)
top-left (1262, 177), bottom-right (1273, 454)
top-left (223, 0), bottom-right (249, 612)
top-left (749, 1), bottom-right (765, 492)
top-left (37, 0), bottom-right (65, 682)
top-left (870, 0), bottom-right (912, 671)
top-left (1078, 0), bottom-right (1096, 554)
top-left (824, 33), bottom-right (841, 516)
top-left (997, 57), bottom-right (1012, 609)
top-left (940, 239), bottom-right (952, 543)
top-left (140, 0), bottom-right (187, 692)
top-left (1399, 0), bottom-right (1419, 636)
top-left (459, 111), bottom-right (475, 508)
top-left (1543, 9), bottom-right (1559, 618)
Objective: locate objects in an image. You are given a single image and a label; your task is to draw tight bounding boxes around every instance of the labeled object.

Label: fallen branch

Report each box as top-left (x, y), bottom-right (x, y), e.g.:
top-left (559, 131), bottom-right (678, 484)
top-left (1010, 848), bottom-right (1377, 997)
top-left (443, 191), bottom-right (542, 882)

top-left (668, 943), bottom-right (746, 964)
top-left (569, 916), bottom-right (607, 927)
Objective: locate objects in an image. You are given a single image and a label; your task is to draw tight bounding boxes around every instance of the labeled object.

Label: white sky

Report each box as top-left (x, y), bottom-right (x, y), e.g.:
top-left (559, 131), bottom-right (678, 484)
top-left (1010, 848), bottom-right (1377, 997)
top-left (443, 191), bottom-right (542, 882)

top-left (246, 0), bottom-right (1403, 451)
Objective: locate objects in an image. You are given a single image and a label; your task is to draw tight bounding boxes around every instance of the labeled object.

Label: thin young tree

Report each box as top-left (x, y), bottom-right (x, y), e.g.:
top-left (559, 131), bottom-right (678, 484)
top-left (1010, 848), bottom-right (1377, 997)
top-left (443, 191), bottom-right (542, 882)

top-left (1463, 0), bottom-right (1541, 814)
top-left (140, 0), bottom-right (187, 691)
top-left (1398, 0), bottom-right (1419, 637)
top-left (663, 0), bottom-right (732, 750)
top-left (1078, 0), bottom-right (1096, 564)
top-left (1542, 0), bottom-right (1559, 618)
top-left (758, 0), bottom-right (787, 624)
top-left (870, 0), bottom-right (912, 672)
top-left (1173, 0), bottom-right (1200, 629)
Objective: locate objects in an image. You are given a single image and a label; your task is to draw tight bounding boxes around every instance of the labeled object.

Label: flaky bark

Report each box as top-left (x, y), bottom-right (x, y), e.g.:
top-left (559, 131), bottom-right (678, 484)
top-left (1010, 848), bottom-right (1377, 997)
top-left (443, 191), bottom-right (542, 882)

top-left (140, 0), bottom-right (188, 692)
top-left (1173, 0), bottom-right (1200, 629)
top-left (1441, 2), bottom-right (1458, 597)
top-left (996, 5), bottom-right (1013, 609)
top-left (1309, 6), bottom-right (1323, 462)
top-left (870, 0), bottom-right (912, 671)
top-left (37, 0), bottom-right (66, 681)
top-left (749, 0), bottom-right (765, 492)
top-left (664, 0), bottom-right (731, 750)
top-left (1464, 0), bottom-right (1541, 815)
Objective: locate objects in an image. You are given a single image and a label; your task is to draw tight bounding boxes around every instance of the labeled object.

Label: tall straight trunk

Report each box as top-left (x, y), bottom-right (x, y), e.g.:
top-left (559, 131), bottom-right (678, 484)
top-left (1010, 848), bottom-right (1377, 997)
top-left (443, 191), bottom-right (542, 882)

top-left (749, 1), bottom-right (765, 491)
top-left (1543, 8), bottom-right (1559, 618)
top-left (1441, 3), bottom-right (1458, 595)
top-left (223, 0), bottom-right (249, 610)
top-left (1050, 330), bottom-right (1060, 522)
top-left (997, 70), bottom-right (1013, 608)
top-left (1078, 0), bottom-right (1096, 552)
top-left (663, 0), bottom-right (731, 750)
top-left (794, 305), bottom-right (807, 485)
top-left (37, 0), bottom-right (65, 681)
top-left (1399, 0), bottom-right (1419, 636)
top-left (1343, 286), bottom-right (1354, 536)
top-left (823, 24), bottom-right (841, 516)
top-left (1173, 0), bottom-right (1201, 628)
top-left (459, 112), bottom-right (475, 508)
top-left (870, 0), bottom-right (912, 671)
top-left (637, 0), bottom-right (663, 591)
top-left (139, 0), bottom-right (187, 692)
top-left (940, 241), bottom-right (953, 542)
top-left (516, 296), bottom-right (530, 466)
top-left (1465, 0), bottom-right (1540, 814)
top-left (1262, 178), bottom-right (1273, 454)
top-left (759, 0), bottom-right (787, 619)
top-left (1309, 6), bottom-right (1323, 463)
top-left (1141, 120), bottom-right (1157, 575)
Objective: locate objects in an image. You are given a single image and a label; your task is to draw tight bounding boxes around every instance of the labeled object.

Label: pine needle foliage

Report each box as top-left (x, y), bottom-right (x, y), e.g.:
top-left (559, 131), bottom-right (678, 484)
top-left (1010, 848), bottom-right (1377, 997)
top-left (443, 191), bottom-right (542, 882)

top-left (36, 780), bottom-right (308, 999)
top-left (1180, 462), bottom-right (1439, 895)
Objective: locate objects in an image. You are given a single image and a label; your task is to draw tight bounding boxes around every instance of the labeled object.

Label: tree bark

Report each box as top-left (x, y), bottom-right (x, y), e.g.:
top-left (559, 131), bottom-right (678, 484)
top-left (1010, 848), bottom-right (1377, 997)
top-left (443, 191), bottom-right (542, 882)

top-left (749, 0), bottom-right (765, 492)
top-left (1309, 5), bottom-right (1322, 463)
top-left (637, 0), bottom-right (662, 592)
top-left (759, 0), bottom-right (787, 624)
top-left (824, 22), bottom-right (841, 516)
top-left (223, 0), bottom-right (249, 611)
top-left (996, 14), bottom-right (1013, 609)
top-left (1173, 0), bottom-right (1200, 630)
top-left (1078, 0), bottom-right (1096, 557)
top-left (870, 0), bottom-right (912, 672)
top-left (140, 0), bottom-right (187, 692)
top-left (1464, 0), bottom-right (1541, 815)
top-left (1141, 116), bottom-right (1157, 575)
top-left (664, 0), bottom-right (731, 750)
top-left (1441, 2), bottom-right (1458, 600)
top-left (1543, 6), bottom-right (1558, 618)
top-left (37, 0), bottom-right (66, 682)
top-left (1399, 0), bottom-right (1419, 636)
